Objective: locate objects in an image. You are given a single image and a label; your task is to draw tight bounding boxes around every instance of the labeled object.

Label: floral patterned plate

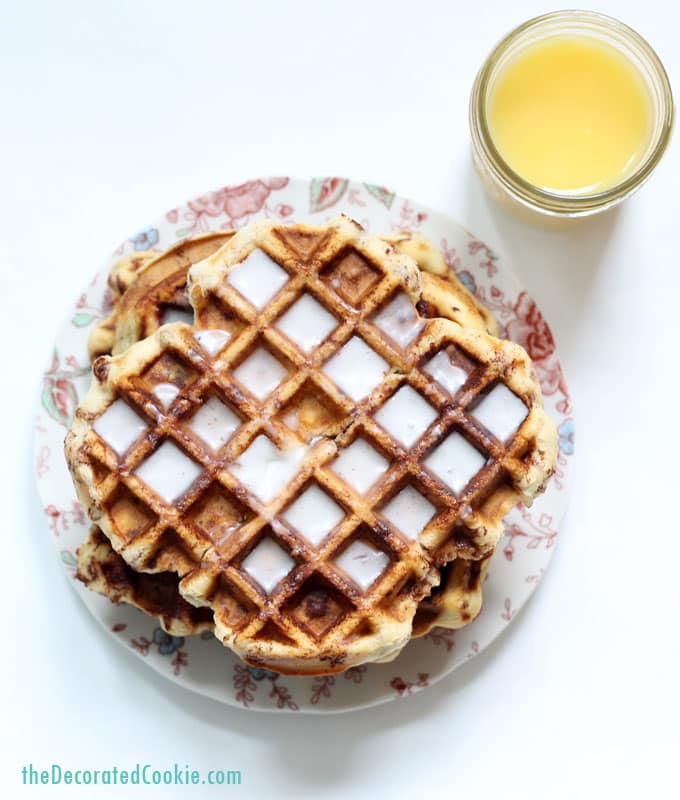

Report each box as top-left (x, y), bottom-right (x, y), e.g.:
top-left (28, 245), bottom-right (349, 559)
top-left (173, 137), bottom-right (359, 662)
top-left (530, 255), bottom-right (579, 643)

top-left (35, 177), bottom-right (574, 713)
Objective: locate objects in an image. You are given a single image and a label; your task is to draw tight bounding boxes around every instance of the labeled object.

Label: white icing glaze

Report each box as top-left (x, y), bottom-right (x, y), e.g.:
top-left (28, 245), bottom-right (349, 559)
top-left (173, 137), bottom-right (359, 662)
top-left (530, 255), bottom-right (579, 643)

top-left (186, 396), bottom-right (240, 451)
top-left (282, 408), bottom-right (299, 431)
top-left (381, 486), bottom-right (436, 540)
top-left (153, 383), bottom-right (180, 409)
top-left (93, 399), bottom-right (148, 457)
top-left (373, 385), bottom-right (437, 449)
top-left (472, 384), bottom-right (528, 442)
top-left (162, 307), bottom-right (193, 326)
top-left (230, 436), bottom-right (307, 504)
top-left (424, 350), bottom-right (468, 396)
top-left (425, 433), bottom-right (486, 495)
top-left (211, 520), bottom-right (246, 548)
top-left (227, 249), bottom-right (289, 309)
top-left (194, 329), bottom-right (231, 357)
top-left (330, 438), bottom-right (388, 495)
top-left (241, 538), bottom-right (295, 594)
top-left (373, 293), bottom-right (424, 350)
top-left (334, 540), bottom-right (389, 591)
top-left (323, 337), bottom-right (389, 400)
top-left (134, 441), bottom-right (203, 504)
top-left (281, 484), bottom-right (345, 546)
top-left (233, 349), bottom-right (288, 400)
top-left (276, 294), bottom-right (337, 352)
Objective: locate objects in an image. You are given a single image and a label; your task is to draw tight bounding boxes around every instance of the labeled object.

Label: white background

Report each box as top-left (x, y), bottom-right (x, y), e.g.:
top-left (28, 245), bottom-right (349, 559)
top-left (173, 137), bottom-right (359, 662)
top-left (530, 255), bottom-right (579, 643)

top-left (2, 0), bottom-right (678, 797)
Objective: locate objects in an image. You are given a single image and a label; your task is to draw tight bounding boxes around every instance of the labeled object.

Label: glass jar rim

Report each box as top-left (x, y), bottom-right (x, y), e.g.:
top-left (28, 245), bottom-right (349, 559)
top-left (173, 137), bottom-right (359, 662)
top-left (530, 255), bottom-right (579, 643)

top-left (469, 10), bottom-right (675, 216)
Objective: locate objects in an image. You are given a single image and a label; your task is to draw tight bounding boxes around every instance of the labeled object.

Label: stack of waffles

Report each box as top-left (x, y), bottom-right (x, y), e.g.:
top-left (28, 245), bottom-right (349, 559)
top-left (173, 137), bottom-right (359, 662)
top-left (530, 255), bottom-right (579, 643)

top-left (66, 216), bottom-right (558, 675)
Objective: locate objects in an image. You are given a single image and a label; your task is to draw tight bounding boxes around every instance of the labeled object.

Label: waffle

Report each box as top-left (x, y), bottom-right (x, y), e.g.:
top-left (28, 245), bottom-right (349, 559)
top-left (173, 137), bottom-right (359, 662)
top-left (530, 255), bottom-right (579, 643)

top-left (88, 230), bottom-right (498, 361)
top-left (84, 231), bottom-right (501, 642)
top-left (78, 522), bottom-right (489, 641)
top-left (89, 233), bottom-right (230, 360)
top-left (384, 232), bottom-right (499, 337)
top-left (76, 526), bottom-right (213, 636)
top-left (411, 554), bottom-right (490, 637)
top-left (86, 229), bottom-right (502, 638)
top-left (89, 250), bottom-right (157, 359)
top-left (67, 216), bottom-right (556, 674)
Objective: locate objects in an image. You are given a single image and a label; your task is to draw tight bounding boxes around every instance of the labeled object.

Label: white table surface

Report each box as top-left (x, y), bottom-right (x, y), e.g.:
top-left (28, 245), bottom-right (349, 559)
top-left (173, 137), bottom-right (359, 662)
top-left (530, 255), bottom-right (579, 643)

top-left (2, 1), bottom-right (678, 797)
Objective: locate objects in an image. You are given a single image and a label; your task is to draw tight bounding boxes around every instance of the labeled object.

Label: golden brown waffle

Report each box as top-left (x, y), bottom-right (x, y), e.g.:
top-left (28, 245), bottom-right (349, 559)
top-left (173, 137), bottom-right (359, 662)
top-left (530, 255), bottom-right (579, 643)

top-left (79, 522), bottom-right (488, 641)
top-left (84, 230), bottom-right (500, 641)
top-left (89, 251), bottom-right (157, 359)
top-left (89, 230), bottom-right (498, 361)
top-left (89, 233), bottom-right (231, 360)
top-left (67, 217), bottom-right (556, 674)
top-left (383, 232), bottom-right (499, 337)
top-left (81, 231), bottom-right (497, 635)
top-left (76, 526), bottom-right (213, 636)
top-left (411, 555), bottom-right (490, 637)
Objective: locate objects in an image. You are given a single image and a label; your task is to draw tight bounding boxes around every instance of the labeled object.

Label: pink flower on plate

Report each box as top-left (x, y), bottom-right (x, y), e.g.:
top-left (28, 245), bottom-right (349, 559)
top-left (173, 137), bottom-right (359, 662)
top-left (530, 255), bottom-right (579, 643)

top-left (507, 292), bottom-right (554, 361)
top-left (188, 178), bottom-right (289, 222)
top-left (36, 446), bottom-right (50, 478)
top-left (275, 203), bottom-right (294, 218)
top-left (223, 181), bottom-right (272, 219)
top-left (188, 191), bottom-right (227, 218)
top-left (506, 292), bottom-right (569, 399)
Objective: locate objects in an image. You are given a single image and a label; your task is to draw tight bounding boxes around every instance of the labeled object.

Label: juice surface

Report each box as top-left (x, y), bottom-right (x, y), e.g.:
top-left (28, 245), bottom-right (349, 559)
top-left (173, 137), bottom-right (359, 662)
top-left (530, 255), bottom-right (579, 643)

top-left (487, 36), bottom-right (653, 194)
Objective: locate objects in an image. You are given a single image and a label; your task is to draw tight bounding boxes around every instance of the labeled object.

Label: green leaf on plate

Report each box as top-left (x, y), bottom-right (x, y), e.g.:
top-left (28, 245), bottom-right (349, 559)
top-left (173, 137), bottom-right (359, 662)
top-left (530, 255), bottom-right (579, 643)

top-left (42, 377), bottom-right (79, 428)
top-left (72, 312), bottom-right (93, 328)
top-left (309, 177), bottom-right (348, 213)
top-left (363, 183), bottom-right (395, 209)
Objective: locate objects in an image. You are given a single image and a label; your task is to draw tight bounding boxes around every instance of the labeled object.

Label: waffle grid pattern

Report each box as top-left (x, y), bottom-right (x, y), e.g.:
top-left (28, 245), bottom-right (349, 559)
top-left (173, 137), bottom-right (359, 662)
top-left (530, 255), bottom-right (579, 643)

top-left (70, 219), bottom-right (555, 671)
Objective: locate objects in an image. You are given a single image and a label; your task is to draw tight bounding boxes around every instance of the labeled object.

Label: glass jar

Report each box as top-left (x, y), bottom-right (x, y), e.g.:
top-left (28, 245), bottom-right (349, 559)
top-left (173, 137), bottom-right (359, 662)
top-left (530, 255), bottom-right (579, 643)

top-left (469, 10), bottom-right (674, 223)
